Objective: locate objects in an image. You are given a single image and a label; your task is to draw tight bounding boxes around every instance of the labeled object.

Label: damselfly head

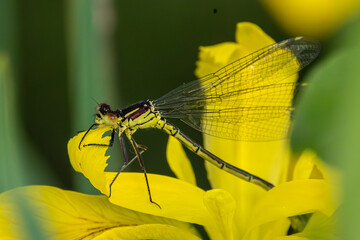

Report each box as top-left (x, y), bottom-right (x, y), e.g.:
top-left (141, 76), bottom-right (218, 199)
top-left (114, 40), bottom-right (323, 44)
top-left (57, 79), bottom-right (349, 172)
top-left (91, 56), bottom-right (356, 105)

top-left (94, 103), bottom-right (121, 127)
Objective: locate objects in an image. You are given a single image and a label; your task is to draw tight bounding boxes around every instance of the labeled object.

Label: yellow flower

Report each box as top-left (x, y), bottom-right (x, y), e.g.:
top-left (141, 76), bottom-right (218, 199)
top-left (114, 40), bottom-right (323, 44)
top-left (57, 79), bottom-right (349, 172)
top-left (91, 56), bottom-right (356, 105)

top-left (0, 22), bottom-right (338, 239)
top-left (192, 22), bottom-right (338, 239)
top-left (65, 125), bottom-right (336, 239)
top-left (261, 0), bottom-right (360, 39)
top-left (167, 137), bottom-right (338, 239)
top-left (65, 22), bottom-right (338, 239)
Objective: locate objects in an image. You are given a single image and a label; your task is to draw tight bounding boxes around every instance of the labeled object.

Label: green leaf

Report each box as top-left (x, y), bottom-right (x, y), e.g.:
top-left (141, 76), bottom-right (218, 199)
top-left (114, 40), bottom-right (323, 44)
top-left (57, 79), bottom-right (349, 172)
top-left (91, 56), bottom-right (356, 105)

top-left (292, 15), bottom-right (360, 240)
top-left (291, 32), bottom-right (360, 166)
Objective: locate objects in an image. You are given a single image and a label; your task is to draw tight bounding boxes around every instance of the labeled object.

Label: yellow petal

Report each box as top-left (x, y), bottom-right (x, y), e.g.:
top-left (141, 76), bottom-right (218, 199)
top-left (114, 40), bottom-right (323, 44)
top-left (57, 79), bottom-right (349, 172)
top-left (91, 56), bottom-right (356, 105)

top-left (204, 138), bottom-right (291, 238)
top-left (166, 136), bottom-right (196, 185)
top-left (94, 224), bottom-right (201, 240)
top-left (292, 149), bottom-right (339, 181)
top-left (277, 236), bottom-right (307, 240)
top-left (234, 22), bottom-right (275, 52)
top-left (203, 189), bottom-right (236, 240)
top-left (0, 186), bottom-right (198, 240)
top-left (195, 22), bottom-right (276, 77)
top-left (107, 173), bottom-right (243, 238)
top-left (261, 0), bottom-right (360, 39)
top-left (244, 180), bottom-right (336, 238)
top-left (293, 150), bottom-right (341, 210)
top-left (277, 212), bottom-right (337, 240)
top-left (292, 212), bottom-right (337, 240)
top-left (293, 150), bottom-right (318, 180)
top-left (195, 42), bottom-right (243, 77)
top-left (246, 218), bottom-right (290, 240)
top-left (68, 126), bottom-right (113, 195)
top-left (107, 172), bottom-right (212, 226)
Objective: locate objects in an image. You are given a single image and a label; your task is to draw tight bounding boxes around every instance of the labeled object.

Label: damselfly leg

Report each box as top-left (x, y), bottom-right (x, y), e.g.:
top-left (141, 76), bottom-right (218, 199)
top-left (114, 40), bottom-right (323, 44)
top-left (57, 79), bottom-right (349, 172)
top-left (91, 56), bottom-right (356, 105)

top-left (127, 134), bottom-right (161, 209)
top-left (79, 127), bottom-right (155, 205)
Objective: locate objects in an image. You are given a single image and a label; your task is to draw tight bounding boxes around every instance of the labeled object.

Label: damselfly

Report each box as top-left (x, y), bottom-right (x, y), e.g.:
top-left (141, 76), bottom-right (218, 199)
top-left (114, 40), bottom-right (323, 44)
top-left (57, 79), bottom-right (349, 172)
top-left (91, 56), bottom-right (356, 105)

top-left (79, 37), bottom-right (320, 208)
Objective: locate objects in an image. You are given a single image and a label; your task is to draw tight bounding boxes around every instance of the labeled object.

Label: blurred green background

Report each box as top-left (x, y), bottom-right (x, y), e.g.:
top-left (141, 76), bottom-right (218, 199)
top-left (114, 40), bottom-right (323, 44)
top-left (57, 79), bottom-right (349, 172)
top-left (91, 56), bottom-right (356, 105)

top-left (1, 0), bottom-right (360, 238)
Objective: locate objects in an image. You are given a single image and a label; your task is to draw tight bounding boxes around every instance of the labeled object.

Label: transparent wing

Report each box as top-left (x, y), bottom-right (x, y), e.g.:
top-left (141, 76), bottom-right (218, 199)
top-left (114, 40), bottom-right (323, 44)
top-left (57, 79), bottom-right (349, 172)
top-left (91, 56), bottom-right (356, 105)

top-left (153, 37), bottom-right (320, 141)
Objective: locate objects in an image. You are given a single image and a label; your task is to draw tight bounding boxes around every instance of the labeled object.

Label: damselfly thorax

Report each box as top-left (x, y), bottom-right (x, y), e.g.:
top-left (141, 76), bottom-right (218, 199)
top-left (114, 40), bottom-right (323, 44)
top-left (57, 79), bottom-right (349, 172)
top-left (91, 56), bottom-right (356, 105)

top-left (95, 100), bottom-right (162, 135)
